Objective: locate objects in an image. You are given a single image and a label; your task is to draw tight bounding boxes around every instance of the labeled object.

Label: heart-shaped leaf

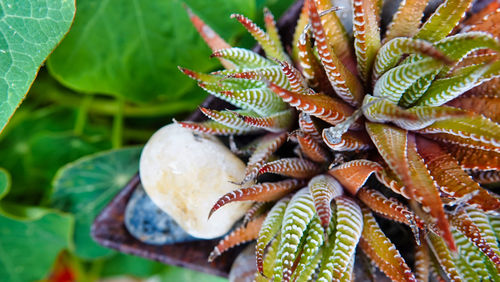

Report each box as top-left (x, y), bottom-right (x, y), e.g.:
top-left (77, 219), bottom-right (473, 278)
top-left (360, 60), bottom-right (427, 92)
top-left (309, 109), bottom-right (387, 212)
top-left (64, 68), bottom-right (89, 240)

top-left (47, 0), bottom-right (255, 103)
top-left (0, 0), bottom-right (76, 133)
top-left (51, 147), bottom-right (141, 259)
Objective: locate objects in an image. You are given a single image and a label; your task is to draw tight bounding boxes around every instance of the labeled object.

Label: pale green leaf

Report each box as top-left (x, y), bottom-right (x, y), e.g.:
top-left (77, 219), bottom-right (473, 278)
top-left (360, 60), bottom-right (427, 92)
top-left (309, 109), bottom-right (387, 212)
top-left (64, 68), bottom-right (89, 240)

top-left (0, 0), bottom-right (75, 133)
top-left (51, 147), bottom-right (141, 259)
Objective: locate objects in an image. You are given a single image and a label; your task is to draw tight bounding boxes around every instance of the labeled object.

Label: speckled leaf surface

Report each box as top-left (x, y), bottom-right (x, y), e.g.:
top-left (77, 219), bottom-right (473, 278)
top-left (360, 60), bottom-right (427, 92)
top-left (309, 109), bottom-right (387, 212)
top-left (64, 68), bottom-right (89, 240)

top-left (51, 147), bottom-right (141, 259)
top-left (0, 0), bottom-right (76, 133)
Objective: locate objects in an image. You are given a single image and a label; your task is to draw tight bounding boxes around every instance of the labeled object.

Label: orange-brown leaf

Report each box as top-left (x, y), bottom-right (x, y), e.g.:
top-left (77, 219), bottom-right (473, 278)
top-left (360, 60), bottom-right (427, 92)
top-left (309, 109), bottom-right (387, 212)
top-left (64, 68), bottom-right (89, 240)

top-left (209, 179), bottom-right (306, 218)
top-left (269, 82), bottom-right (354, 125)
top-left (365, 122), bottom-right (414, 199)
top-left (258, 158), bottom-right (322, 178)
top-left (294, 130), bottom-right (331, 163)
top-left (239, 132), bottom-right (288, 184)
top-left (445, 143), bottom-right (500, 170)
top-left (417, 137), bottom-right (500, 211)
top-left (358, 187), bottom-right (424, 232)
top-left (307, 0), bottom-right (364, 106)
top-left (185, 6), bottom-right (233, 69)
top-left (208, 216), bottom-right (265, 262)
top-left (308, 174), bottom-right (343, 230)
top-left (447, 95), bottom-right (500, 123)
top-left (298, 112), bottom-right (322, 143)
top-left (328, 160), bottom-right (381, 194)
top-left (407, 134), bottom-right (455, 251)
top-left (359, 207), bottom-right (416, 282)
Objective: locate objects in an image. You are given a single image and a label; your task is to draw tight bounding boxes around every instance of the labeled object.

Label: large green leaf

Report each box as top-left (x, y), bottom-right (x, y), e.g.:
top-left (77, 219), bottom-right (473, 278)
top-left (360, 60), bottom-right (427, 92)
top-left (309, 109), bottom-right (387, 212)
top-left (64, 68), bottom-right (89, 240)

top-left (0, 168), bottom-right (9, 199)
top-left (100, 253), bottom-right (165, 278)
top-left (0, 0), bottom-right (76, 133)
top-left (0, 107), bottom-right (110, 203)
top-left (155, 265), bottom-right (227, 282)
top-left (0, 167), bottom-right (73, 282)
top-left (47, 0), bottom-right (255, 104)
top-left (0, 209), bottom-right (74, 282)
top-left (51, 147), bottom-right (142, 259)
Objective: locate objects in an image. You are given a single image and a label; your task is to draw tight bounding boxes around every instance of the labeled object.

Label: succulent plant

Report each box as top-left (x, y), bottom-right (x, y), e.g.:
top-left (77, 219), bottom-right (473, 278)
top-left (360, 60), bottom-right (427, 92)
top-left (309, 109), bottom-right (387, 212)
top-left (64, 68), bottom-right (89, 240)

top-left (178, 0), bottom-right (500, 281)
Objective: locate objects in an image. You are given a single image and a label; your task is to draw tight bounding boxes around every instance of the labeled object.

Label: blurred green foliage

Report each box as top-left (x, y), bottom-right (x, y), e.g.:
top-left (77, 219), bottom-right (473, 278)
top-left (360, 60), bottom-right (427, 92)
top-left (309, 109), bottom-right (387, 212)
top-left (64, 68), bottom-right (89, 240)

top-left (0, 0), bottom-right (293, 281)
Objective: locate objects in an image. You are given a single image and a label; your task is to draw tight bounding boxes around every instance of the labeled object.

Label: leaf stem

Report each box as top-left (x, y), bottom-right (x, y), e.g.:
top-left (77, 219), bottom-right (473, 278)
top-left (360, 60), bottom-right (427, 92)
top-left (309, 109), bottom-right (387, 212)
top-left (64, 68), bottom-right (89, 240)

top-left (39, 83), bottom-right (199, 117)
top-left (112, 98), bottom-right (125, 149)
top-left (74, 95), bottom-right (93, 135)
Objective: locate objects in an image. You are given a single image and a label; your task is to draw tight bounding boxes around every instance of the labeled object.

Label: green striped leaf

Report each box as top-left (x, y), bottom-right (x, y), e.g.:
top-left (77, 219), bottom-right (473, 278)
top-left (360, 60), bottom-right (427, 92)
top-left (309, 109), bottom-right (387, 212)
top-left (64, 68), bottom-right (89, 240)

top-left (415, 0), bottom-right (474, 42)
top-left (274, 188), bottom-right (316, 281)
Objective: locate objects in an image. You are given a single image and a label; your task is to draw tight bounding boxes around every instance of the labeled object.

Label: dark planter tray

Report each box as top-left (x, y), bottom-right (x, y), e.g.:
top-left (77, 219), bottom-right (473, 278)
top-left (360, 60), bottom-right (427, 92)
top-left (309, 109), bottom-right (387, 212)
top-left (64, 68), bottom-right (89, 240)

top-left (91, 1), bottom-right (303, 278)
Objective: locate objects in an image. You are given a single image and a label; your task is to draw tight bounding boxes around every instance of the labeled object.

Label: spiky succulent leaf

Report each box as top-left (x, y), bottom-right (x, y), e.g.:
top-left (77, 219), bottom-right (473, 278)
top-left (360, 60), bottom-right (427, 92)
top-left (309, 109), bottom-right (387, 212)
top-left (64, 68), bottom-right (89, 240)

top-left (212, 47), bottom-right (275, 68)
top-left (308, 174), bottom-right (343, 230)
top-left (322, 129), bottom-right (373, 151)
top-left (178, 120), bottom-right (254, 135)
top-left (328, 160), bottom-right (381, 194)
top-left (416, 137), bottom-right (500, 211)
top-left (417, 61), bottom-right (500, 106)
top-left (417, 114), bottom-right (500, 152)
top-left (452, 227), bottom-right (498, 281)
top-left (352, 0), bottom-right (381, 81)
top-left (217, 65), bottom-right (289, 89)
top-left (292, 216), bottom-right (325, 281)
top-left (449, 210), bottom-right (500, 271)
top-left (384, 0), bottom-right (428, 40)
top-left (259, 157), bottom-right (322, 179)
top-left (415, 0), bottom-right (474, 42)
top-left (357, 187), bottom-right (422, 241)
top-left (427, 232), bottom-right (463, 281)
top-left (263, 8), bottom-right (284, 58)
top-left (316, 196), bottom-right (362, 281)
top-left (209, 179), bottom-right (306, 219)
top-left (262, 233), bottom-right (281, 278)
top-left (239, 109), bottom-right (295, 132)
top-left (199, 108), bottom-right (257, 132)
top-left (365, 123), bottom-right (413, 197)
top-left (294, 130), bottom-right (330, 163)
top-left (298, 112), bottom-right (322, 143)
top-left (358, 207), bottom-right (416, 281)
top-left (274, 188), bottom-right (316, 281)
top-left (208, 216), bottom-right (265, 262)
top-left (307, 0), bottom-right (364, 106)
top-left (407, 134), bottom-right (455, 251)
top-left (373, 37), bottom-right (451, 81)
top-left (269, 82), bottom-right (355, 125)
top-left (466, 207), bottom-right (500, 259)
top-left (374, 58), bottom-right (444, 104)
top-left (231, 13), bottom-right (290, 63)
top-left (316, 0), bottom-right (354, 70)
top-left (415, 242), bottom-right (431, 282)
top-left (256, 197), bottom-right (290, 275)
top-left (240, 132), bottom-right (288, 185)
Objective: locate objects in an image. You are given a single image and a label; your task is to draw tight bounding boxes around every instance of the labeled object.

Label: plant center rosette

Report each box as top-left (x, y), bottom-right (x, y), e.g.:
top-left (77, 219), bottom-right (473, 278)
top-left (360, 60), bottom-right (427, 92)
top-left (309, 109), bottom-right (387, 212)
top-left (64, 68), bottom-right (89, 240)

top-left (174, 0), bottom-right (500, 281)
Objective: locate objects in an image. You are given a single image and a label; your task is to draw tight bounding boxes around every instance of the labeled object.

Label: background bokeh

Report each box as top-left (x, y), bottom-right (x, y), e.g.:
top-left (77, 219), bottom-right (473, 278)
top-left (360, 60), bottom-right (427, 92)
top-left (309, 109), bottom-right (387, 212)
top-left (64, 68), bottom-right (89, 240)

top-left (0, 0), bottom-right (293, 281)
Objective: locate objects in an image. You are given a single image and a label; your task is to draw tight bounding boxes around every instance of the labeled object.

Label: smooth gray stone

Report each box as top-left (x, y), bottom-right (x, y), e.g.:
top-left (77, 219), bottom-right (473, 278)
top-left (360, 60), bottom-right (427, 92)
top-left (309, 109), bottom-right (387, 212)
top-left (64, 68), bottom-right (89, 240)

top-left (124, 184), bottom-right (196, 245)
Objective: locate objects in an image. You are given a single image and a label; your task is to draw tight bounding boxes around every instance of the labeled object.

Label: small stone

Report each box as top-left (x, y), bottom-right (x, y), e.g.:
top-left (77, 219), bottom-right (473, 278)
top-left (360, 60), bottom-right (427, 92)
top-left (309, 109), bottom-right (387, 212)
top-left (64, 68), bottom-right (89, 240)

top-left (124, 184), bottom-right (196, 245)
top-left (229, 243), bottom-right (257, 282)
top-left (140, 123), bottom-right (252, 239)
